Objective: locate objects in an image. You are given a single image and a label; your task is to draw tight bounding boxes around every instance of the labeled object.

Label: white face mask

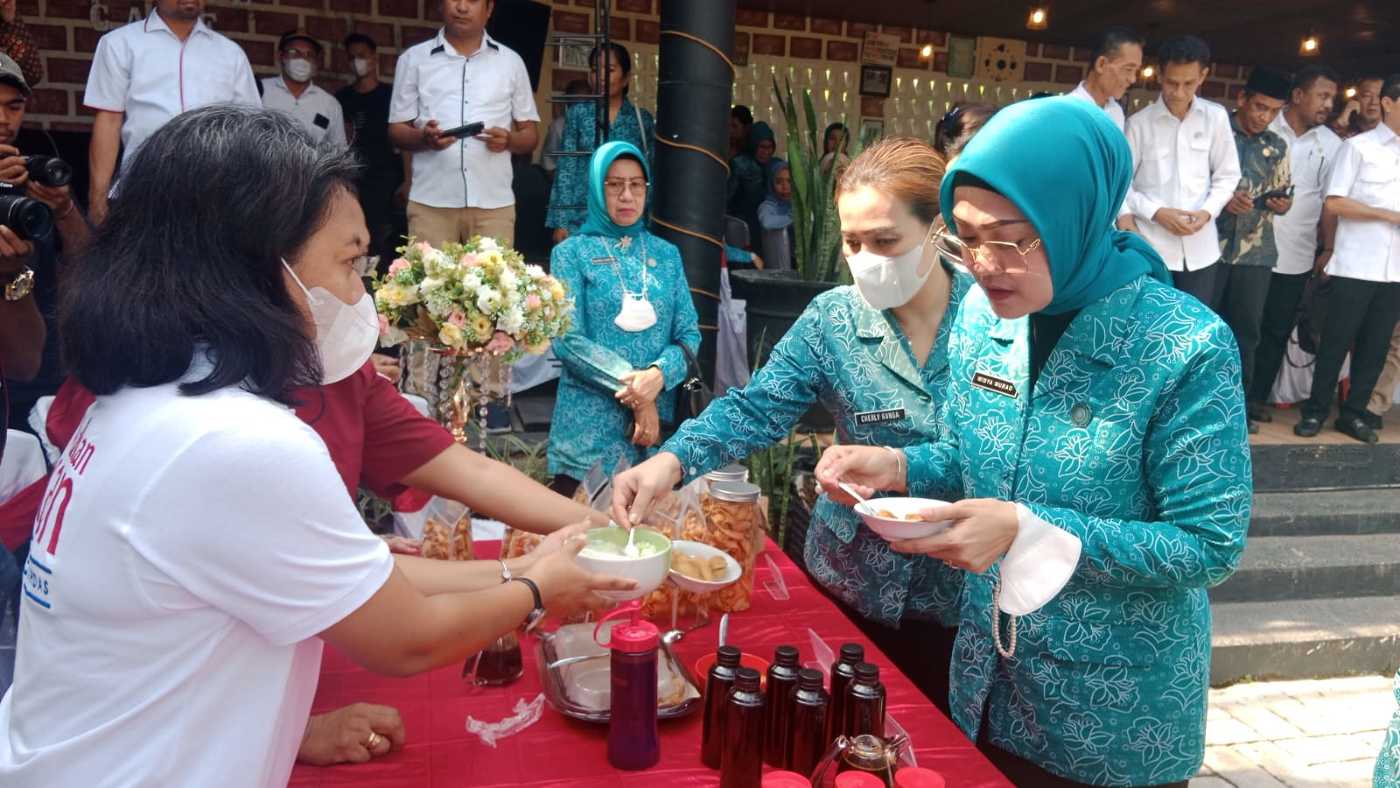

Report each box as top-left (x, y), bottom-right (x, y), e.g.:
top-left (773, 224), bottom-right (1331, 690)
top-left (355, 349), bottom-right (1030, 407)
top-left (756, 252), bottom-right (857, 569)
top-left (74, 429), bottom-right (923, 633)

top-left (351, 57), bottom-right (372, 78)
top-left (283, 259), bottom-right (379, 384)
top-left (284, 57), bottom-right (315, 83)
top-left (846, 226), bottom-right (935, 310)
top-left (614, 293), bottom-right (657, 332)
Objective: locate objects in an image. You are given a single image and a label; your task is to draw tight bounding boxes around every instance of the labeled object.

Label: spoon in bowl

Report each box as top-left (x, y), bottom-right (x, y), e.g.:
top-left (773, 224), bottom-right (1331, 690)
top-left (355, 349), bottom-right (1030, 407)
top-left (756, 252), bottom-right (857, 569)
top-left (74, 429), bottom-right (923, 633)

top-left (838, 481), bottom-right (872, 508)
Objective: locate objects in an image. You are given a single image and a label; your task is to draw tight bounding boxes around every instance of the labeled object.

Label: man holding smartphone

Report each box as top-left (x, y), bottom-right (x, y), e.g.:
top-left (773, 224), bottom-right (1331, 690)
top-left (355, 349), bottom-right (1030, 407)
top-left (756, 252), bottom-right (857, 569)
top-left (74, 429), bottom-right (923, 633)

top-left (1216, 66), bottom-right (1293, 433)
top-left (387, 0), bottom-right (539, 248)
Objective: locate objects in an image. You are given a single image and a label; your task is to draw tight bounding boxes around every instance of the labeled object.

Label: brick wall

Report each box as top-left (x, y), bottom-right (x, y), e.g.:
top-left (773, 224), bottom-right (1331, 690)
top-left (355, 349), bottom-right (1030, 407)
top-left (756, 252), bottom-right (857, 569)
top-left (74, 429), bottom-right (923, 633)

top-left (18, 0), bottom-right (1251, 132)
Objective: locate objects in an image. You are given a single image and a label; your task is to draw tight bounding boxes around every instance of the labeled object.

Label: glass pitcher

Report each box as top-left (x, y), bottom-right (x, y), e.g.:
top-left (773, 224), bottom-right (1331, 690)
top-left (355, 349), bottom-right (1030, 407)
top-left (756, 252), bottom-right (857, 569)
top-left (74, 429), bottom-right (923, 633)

top-left (808, 733), bottom-right (909, 788)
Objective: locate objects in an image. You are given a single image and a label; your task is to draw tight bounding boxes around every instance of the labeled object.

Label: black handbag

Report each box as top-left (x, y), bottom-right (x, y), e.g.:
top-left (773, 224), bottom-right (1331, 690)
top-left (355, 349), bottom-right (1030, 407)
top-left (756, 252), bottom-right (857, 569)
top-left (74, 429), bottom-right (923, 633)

top-left (674, 343), bottom-right (713, 423)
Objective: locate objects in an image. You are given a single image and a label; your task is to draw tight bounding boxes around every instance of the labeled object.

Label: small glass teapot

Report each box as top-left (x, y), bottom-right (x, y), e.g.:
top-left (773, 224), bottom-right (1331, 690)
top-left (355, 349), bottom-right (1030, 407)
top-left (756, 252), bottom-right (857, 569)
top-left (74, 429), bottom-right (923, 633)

top-left (808, 733), bottom-right (909, 788)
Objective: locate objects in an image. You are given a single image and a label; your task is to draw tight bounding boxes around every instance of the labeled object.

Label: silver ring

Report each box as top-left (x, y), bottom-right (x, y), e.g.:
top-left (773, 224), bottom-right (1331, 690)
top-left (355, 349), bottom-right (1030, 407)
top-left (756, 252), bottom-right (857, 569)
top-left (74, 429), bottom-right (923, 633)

top-left (366, 732), bottom-right (382, 750)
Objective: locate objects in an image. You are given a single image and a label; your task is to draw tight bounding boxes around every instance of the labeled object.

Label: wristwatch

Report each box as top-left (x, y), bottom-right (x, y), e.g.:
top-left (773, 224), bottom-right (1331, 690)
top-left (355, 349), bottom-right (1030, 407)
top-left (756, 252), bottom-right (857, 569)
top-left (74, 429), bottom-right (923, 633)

top-left (4, 267), bottom-right (33, 301)
top-left (509, 576), bottom-right (546, 632)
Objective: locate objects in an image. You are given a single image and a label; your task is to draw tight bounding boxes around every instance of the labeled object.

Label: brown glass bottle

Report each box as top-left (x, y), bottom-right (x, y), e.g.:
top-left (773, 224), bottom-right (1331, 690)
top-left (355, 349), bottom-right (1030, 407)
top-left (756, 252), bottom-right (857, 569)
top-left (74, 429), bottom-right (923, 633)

top-left (844, 662), bottom-right (886, 739)
top-left (720, 667), bottom-right (766, 788)
top-left (702, 645), bottom-right (742, 769)
top-left (765, 645), bottom-right (801, 768)
top-left (786, 668), bottom-right (830, 777)
top-left (827, 643), bottom-right (864, 744)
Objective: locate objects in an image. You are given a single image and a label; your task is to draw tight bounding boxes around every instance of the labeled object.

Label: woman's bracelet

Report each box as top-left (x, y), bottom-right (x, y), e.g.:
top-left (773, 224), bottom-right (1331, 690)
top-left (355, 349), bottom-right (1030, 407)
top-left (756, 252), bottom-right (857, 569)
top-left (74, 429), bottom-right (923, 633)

top-left (882, 445), bottom-right (906, 487)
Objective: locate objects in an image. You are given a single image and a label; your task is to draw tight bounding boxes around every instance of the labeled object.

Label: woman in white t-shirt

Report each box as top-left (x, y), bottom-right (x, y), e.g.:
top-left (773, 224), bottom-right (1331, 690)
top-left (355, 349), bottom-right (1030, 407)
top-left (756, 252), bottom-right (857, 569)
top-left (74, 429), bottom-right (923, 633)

top-left (0, 106), bottom-right (635, 787)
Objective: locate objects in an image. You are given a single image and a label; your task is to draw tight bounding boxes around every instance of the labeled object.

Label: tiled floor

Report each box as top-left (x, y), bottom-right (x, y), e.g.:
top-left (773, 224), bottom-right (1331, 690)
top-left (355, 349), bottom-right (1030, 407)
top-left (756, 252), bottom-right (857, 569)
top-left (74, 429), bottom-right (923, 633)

top-left (1194, 674), bottom-right (1396, 787)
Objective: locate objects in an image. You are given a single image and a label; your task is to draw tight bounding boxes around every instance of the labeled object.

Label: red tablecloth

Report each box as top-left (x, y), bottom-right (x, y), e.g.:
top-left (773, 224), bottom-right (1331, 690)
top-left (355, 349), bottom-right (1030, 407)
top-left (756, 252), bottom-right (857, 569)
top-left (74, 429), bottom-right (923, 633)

top-left (290, 541), bottom-right (1010, 787)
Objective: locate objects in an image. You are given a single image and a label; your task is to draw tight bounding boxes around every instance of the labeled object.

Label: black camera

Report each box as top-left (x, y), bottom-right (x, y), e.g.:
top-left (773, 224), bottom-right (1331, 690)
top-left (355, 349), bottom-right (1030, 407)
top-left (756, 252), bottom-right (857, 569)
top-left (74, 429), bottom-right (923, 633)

top-left (0, 181), bottom-right (53, 241)
top-left (24, 155), bottom-right (72, 188)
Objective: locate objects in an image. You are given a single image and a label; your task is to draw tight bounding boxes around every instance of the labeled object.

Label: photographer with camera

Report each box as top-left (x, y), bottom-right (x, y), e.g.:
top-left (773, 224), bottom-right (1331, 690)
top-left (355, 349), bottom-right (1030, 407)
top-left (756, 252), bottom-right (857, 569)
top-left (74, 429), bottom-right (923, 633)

top-left (0, 53), bottom-right (90, 437)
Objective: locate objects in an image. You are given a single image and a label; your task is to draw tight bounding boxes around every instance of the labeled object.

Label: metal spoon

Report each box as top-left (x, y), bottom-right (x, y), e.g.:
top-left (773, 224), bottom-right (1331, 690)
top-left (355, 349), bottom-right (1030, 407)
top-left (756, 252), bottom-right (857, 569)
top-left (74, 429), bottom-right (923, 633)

top-left (838, 481), bottom-right (871, 507)
top-left (718, 613), bottom-right (730, 649)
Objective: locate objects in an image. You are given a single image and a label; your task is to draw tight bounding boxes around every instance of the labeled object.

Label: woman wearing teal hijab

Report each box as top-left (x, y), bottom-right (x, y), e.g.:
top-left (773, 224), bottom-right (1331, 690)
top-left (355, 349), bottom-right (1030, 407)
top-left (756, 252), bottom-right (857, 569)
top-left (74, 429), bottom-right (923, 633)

top-left (546, 141), bottom-right (700, 493)
top-left (817, 97), bottom-right (1253, 787)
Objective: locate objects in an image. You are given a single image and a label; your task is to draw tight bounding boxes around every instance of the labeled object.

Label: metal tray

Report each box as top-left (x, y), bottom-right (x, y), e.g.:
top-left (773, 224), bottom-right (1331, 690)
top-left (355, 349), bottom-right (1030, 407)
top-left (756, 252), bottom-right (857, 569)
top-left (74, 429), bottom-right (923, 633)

top-left (535, 622), bottom-right (702, 724)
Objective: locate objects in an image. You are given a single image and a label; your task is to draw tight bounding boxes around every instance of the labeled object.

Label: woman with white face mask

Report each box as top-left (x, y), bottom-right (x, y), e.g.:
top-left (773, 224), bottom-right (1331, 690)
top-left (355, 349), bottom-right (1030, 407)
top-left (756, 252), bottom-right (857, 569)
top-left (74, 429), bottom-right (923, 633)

top-left (0, 107), bottom-right (635, 787)
top-left (609, 137), bottom-right (974, 712)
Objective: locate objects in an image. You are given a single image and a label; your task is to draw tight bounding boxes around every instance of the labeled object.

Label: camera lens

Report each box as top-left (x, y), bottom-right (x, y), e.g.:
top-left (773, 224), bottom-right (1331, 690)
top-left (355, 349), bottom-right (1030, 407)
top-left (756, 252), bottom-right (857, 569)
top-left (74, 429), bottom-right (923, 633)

top-left (0, 193), bottom-right (53, 240)
top-left (24, 155), bottom-right (72, 188)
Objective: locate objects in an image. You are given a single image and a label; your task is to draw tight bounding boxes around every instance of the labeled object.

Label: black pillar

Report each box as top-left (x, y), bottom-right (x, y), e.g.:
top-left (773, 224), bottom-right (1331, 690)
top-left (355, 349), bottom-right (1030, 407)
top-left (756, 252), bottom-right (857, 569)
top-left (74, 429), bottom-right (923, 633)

top-left (653, 0), bottom-right (736, 379)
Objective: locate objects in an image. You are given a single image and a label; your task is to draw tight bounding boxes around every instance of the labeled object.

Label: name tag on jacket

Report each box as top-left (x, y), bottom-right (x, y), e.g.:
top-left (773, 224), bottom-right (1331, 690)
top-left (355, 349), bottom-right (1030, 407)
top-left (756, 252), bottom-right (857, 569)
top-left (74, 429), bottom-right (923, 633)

top-left (855, 407), bottom-right (906, 425)
top-left (971, 371), bottom-right (1018, 399)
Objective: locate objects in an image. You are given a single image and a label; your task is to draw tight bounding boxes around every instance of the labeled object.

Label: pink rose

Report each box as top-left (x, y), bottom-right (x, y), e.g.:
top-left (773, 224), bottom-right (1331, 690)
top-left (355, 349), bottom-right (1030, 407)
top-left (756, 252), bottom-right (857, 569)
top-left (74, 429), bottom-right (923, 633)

top-left (525, 294), bottom-right (542, 310)
top-left (414, 241), bottom-right (434, 254)
top-left (486, 331), bottom-right (514, 354)
top-left (448, 311), bottom-right (467, 327)
top-left (388, 258), bottom-right (410, 274)
top-left (377, 314), bottom-right (390, 336)
top-left (460, 253), bottom-right (482, 267)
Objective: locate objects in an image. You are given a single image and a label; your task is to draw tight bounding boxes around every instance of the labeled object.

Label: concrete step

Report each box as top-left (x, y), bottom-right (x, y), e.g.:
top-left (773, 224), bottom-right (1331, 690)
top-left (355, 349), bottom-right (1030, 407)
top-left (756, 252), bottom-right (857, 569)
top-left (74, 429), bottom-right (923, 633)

top-left (1250, 490), bottom-right (1400, 537)
top-left (1210, 595), bottom-right (1400, 685)
top-left (1208, 534), bottom-right (1400, 604)
top-left (1251, 440), bottom-right (1400, 492)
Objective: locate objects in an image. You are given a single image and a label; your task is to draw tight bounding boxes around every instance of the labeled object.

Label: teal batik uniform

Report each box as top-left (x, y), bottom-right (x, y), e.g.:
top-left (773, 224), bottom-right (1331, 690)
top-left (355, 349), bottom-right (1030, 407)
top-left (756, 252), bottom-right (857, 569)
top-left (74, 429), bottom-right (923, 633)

top-left (663, 264), bottom-right (972, 628)
top-left (1378, 668), bottom-right (1400, 788)
top-left (904, 98), bottom-right (1253, 785)
top-left (546, 142), bottom-right (700, 479)
top-left (546, 99), bottom-right (655, 234)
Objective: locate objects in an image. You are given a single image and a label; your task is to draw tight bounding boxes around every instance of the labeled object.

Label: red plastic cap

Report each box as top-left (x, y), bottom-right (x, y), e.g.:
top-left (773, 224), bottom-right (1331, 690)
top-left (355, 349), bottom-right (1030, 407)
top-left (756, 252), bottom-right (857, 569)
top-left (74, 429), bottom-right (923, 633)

top-left (835, 773), bottom-right (885, 788)
top-left (762, 770), bottom-right (813, 788)
top-left (609, 619), bottom-right (659, 653)
top-left (894, 767), bottom-right (946, 788)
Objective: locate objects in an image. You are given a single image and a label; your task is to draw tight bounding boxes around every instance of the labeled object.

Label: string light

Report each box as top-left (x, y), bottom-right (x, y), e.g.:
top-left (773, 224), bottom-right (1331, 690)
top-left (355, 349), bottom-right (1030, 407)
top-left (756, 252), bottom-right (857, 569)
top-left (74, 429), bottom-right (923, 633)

top-left (1299, 34), bottom-right (1319, 56)
top-left (920, 43), bottom-right (934, 59)
top-left (1026, 6), bottom-right (1049, 30)
top-left (1345, 86), bottom-right (1357, 99)
top-left (1141, 65), bottom-right (1155, 80)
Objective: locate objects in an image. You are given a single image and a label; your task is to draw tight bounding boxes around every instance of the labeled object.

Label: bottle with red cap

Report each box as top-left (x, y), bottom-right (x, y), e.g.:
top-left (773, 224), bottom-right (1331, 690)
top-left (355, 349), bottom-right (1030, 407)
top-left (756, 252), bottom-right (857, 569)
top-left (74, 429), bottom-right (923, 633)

top-left (720, 667), bottom-right (766, 788)
top-left (894, 767), bottom-right (946, 788)
top-left (593, 605), bottom-right (660, 770)
top-left (761, 770), bottom-right (812, 788)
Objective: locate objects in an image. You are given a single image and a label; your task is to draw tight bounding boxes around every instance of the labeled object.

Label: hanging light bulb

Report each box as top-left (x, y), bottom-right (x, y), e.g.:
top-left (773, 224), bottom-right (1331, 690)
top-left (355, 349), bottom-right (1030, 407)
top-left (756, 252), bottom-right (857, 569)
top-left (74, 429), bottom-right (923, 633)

top-left (1141, 65), bottom-right (1155, 80)
top-left (1345, 86), bottom-right (1357, 99)
top-left (1026, 6), bottom-right (1049, 31)
top-left (920, 43), bottom-right (934, 59)
top-left (1299, 33), bottom-right (1319, 56)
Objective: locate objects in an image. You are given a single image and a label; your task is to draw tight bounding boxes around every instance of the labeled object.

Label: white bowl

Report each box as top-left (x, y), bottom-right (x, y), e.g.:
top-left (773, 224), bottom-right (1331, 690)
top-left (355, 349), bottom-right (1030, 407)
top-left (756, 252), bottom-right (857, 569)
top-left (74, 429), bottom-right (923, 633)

top-left (575, 527), bottom-right (672, 601)
top-left (667, 540), bottom-right (742, 593)
top-left (854, 497), bottom-right (953, 541)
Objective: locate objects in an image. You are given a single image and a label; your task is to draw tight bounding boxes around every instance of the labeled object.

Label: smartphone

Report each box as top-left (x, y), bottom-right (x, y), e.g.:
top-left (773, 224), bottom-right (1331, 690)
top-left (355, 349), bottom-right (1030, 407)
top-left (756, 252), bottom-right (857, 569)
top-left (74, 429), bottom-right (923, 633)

top-left (439, 121), bottom-right (485, 139)
top-left (1254, 184), bottom-right (1294, 209)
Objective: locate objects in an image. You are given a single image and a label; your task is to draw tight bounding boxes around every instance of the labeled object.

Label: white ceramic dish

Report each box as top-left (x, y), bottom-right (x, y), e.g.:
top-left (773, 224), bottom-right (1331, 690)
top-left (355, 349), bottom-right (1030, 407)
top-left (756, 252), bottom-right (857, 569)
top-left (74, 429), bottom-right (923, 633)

top-left (854, 497), bottom-right (953, 541)
top-left (575, 527), bottom-right (672, 601)
top-left (667, 539), bottom-right (742, 593)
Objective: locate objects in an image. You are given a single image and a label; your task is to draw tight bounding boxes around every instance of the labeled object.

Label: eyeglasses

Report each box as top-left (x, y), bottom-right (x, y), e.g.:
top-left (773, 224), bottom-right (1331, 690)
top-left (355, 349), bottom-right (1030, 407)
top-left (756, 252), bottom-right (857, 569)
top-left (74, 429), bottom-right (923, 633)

top-left (934, 229), bottom-right (1042, 272)
top-left (603, 178), bottom-right (649, 196)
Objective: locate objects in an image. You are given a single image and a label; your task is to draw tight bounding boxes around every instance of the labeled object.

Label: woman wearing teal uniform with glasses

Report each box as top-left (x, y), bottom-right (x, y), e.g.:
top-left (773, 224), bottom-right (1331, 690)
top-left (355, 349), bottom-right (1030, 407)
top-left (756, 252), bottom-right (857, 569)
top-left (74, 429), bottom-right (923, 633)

top-left (817, 98), bottom-right (1253, 787)
top-left (611, 138), bottom-right (971, 710)
top-left (546, 141), bottom-right (699, 494)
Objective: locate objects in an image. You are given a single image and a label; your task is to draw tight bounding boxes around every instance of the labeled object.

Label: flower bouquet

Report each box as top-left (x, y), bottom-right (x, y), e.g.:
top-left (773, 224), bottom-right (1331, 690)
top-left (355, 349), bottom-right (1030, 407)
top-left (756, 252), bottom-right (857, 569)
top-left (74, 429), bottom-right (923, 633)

top-left (374, 236), bottom-right (572, 362)
top-left (373, 236), bottom-right (573, 446)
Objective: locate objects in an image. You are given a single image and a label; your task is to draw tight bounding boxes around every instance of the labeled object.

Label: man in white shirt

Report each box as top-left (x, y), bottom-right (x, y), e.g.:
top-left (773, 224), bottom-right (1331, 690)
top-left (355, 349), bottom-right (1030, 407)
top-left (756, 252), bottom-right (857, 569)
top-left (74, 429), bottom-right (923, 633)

top-left (388, 0), bottom-right (540, 248)
top-left (1294, 75), bottom-right (1400, 444)
top-left (260, 30), bottom-right (346, 150)
top-left (82, 0), bottom-right (259, 224)
top-left (1068, 26), bottom-right (1142, 133)
top-left (1121, 35), bottom-right (1242, 311)
top-left (1252, 66), bottom-right (1342, 419)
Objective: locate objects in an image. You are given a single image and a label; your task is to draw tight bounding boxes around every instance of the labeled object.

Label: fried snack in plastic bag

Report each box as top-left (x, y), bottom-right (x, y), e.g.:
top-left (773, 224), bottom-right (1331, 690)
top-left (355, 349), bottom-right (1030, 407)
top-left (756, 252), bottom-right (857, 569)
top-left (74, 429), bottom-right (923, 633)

top-left (421, 507), bottom-right (473, 561)
top-left (500, 527), bottom-right (543, 560)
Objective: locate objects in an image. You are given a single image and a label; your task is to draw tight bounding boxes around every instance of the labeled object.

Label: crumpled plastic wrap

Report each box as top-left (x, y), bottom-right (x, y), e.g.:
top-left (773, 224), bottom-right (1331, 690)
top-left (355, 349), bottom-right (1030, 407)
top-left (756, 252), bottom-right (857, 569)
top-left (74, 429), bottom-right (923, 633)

top-left (465, 693), bottom-right (546, 748)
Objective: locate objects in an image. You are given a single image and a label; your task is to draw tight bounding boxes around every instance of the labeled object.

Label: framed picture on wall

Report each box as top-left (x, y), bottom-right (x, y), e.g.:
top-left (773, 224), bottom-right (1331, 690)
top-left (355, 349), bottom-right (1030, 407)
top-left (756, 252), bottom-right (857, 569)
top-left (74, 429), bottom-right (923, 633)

top-left (946, 35), bottom-right (976, 78)
top-left (556, 41), bottom-right (591, 70)
top-left (859, 117), bottom-right (884, 143)
top-left (859, 64), bottom-right (892, 98)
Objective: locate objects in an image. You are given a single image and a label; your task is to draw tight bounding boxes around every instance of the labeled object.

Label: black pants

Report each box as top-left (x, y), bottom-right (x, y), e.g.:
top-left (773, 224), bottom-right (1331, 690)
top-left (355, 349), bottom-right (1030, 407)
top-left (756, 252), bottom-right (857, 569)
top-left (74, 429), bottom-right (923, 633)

top-left (1172, 264), bottom-right (1226, 312)
top-left (1250, 270), bottom-right (1312, 404)
top-left (1302, 276), bottom-right (1400, 425)
top-left (1219, 264), bottom-right (1274, 399)
top-left (978, 742), bottom-right (1188, 788)
top-left (831, 595), bottom-right (956, 717)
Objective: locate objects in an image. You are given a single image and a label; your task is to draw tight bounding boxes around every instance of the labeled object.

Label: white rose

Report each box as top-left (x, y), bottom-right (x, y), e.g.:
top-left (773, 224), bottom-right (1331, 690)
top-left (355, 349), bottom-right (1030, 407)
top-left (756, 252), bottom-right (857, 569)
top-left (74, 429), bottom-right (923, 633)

top-left (462, 272), bottom-right (483, 292)
top-left (476, 286), bottom-right (501, 313)
top-left (500, 306), bottom-right (525, 335)
top-left (526, 264), bottom-right (546, 280)
top-left (478, 237), bottom-right (499, 252)
top-left (498, 268), bottom-right (518, 290)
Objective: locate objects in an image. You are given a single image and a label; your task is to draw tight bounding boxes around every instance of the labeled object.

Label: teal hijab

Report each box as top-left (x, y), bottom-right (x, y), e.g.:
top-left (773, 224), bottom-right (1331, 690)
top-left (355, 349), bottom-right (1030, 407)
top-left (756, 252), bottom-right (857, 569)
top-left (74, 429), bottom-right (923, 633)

top-left (576, 140), bottom-right (650, 239)
top-left (940, 96), bottom-right (1170, 315)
